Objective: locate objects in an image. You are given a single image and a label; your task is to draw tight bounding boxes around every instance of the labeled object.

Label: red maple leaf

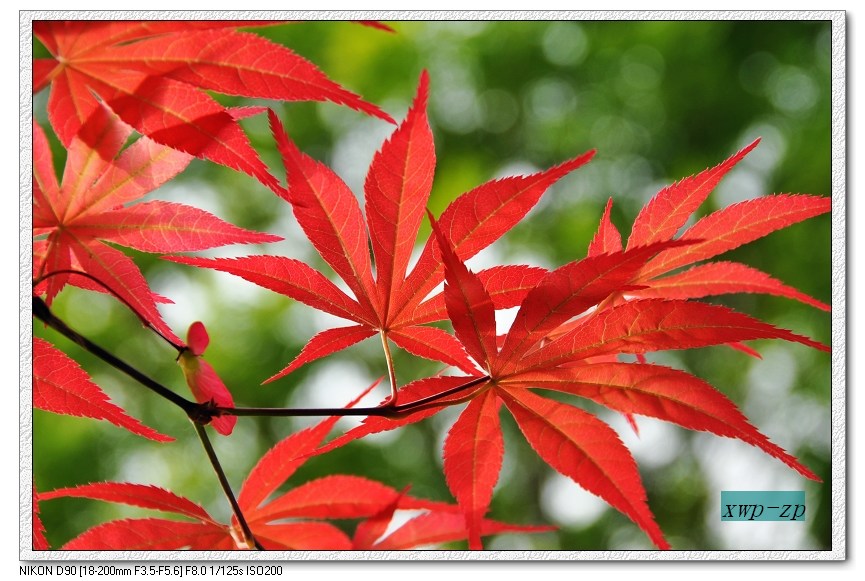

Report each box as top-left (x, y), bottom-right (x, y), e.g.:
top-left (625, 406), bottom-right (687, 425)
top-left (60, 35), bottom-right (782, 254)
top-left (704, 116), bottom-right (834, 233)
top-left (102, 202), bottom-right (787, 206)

top-left (313, 197), bottom-right (829, 550)
top-left (39, 384), bottom-right (550, 550)
top-left (167, 71), bottom-right (595, 393)
top-left (33, 20), bottom-right (394, 194)
top-left (32, 482), bottom-right (50, 550)
top-left (33, 104), bottom-right (281, 344)
top-left (33, 336), bottom-right (173, 443)
top-left (585, 139), bottom-right (831, 313)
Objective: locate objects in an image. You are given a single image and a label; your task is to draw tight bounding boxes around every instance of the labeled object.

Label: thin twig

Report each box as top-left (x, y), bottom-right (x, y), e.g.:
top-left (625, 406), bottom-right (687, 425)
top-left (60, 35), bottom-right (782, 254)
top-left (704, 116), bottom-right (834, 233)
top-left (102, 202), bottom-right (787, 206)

top-left (34, 295), bottom-right (491, 422)
top-left (192, 422), bottom-right (263, 551)
top-left (391, 375), bottom-right (489, 413)
top-left (33, 295), bottom-right (200, 415)
top-left (218, 375), bottom-right (490, 418)
top-left (33, 271), bottom-right (185, 352)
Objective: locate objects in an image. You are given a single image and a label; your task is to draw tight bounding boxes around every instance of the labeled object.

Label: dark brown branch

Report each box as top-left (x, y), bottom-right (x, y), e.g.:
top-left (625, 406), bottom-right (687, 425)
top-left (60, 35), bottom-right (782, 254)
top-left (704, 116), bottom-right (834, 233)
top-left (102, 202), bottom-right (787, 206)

top-left (192, 423), bottom-right (263, 550)
top-left (217, 375), bottom-right (490, 419)
top-left (33, 271), bottom-right (185, 352)
top-left (33, 295), bottom-right (200, 415)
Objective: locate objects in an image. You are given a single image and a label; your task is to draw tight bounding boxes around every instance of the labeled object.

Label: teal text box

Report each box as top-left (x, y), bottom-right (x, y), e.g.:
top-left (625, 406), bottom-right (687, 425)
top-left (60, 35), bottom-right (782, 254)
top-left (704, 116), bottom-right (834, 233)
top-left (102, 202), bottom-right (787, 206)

top-left (721, 491), bottom-right (806, 521)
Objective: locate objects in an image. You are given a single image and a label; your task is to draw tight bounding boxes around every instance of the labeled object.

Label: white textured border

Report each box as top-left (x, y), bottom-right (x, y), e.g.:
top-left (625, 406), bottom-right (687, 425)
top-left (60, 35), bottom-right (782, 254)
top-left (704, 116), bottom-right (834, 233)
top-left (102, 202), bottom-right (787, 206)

top-left (828, 7), bottom-right (847, 563)
top-left (19, 9), bottom-right (846, 564)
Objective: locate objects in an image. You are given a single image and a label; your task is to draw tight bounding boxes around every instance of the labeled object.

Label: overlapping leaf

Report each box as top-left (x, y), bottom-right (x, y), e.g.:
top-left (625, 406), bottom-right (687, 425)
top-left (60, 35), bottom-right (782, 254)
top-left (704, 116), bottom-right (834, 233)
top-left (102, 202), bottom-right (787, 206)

top-left (33, 337), bottom-right (173, 443)
top-left (447, 171), bottom-right (830, 548)
top-left (33, 20), bottom-right (394, 194)
top-left (33, 483), bottom-right (49, 550)
top-left (168, 72), bottom-right (595, 386)
top-left (505, 362), bottom-right (819, 480)
top-left (587, 139), bottom-right (831, 312)
top-left (32, 105), bottom-right (281, 343)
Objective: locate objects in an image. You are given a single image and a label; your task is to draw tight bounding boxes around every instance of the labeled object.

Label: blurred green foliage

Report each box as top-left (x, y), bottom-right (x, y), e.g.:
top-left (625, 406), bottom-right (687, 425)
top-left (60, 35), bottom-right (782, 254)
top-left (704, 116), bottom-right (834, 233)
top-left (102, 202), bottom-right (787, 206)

top-left (32, 18), bottom-right (833, 552)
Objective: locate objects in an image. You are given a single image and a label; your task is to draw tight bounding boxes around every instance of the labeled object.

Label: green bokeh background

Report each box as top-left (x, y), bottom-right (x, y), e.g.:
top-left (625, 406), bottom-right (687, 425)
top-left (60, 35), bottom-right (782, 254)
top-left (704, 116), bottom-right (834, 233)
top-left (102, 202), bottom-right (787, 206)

top-left (32, 19), bottom-right (834, 552)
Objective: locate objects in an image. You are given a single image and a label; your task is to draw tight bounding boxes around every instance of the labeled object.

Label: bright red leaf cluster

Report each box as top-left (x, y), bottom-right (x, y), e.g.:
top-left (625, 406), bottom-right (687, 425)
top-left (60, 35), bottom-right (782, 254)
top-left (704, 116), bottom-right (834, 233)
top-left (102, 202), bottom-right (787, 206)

top-left (173, 71), bottom-right (828, 550)
top-left (33, 20), bottom-right (393, 195)
top-left (33, 103), bottom-right (281, 345)
top-left (31, 20), bottom-right (830, 553)
top-left (168, 71), bottom-right (596, 388)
